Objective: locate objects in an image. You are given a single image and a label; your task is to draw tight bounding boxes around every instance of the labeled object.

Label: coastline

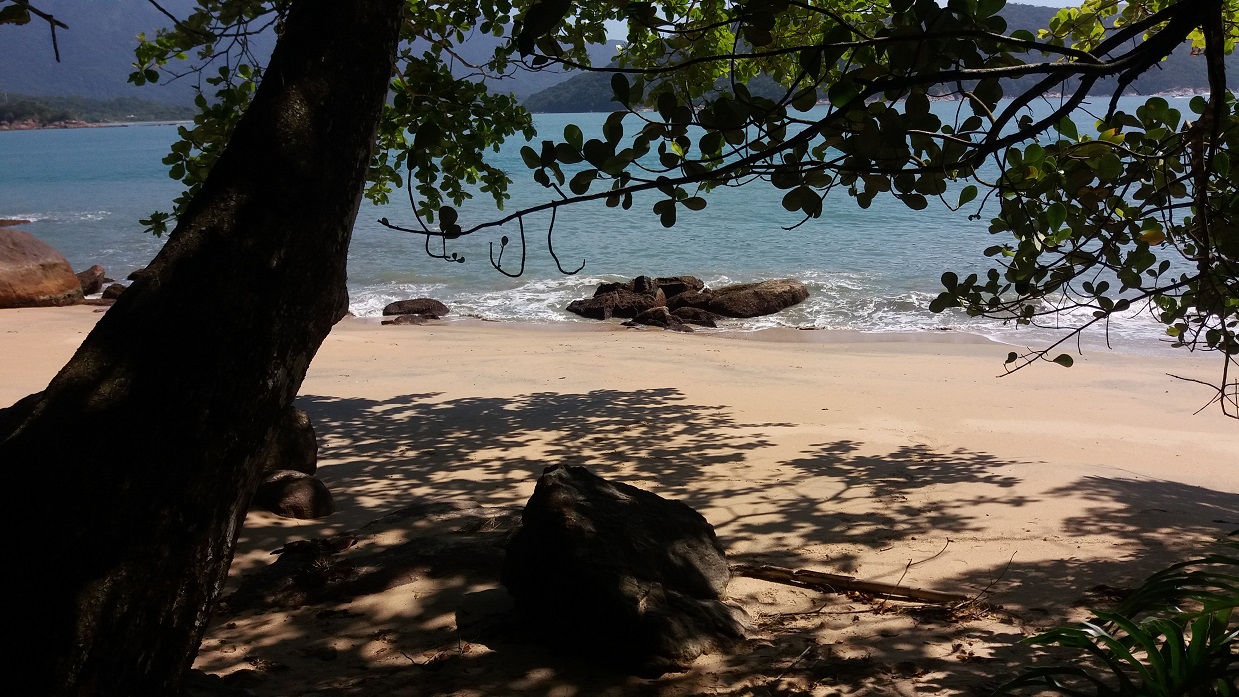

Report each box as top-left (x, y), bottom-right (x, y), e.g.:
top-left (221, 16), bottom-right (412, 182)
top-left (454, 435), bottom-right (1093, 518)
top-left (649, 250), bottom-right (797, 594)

top-left (4, 306), bottom-right (1238, 694)
top-left (0, 119), bottom-right (191, 132)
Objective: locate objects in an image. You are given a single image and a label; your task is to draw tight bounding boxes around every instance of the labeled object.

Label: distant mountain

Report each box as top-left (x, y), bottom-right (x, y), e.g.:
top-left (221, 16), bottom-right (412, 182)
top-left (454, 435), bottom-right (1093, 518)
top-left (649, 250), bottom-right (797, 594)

top-left (0, 0), bottom-right (198, 104)
top-left (522, 3), bottom-right (1235, 114)
top-left (0, 93), bottom-right (197, 128)
top-left (0, 2), bottom-right (617, 105)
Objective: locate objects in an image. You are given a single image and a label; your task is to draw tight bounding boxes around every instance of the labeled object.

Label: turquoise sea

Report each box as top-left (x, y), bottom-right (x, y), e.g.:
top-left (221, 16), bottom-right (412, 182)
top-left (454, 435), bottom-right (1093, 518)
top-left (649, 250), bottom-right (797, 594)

top-left (0, 98), bottom-right (1195, 354)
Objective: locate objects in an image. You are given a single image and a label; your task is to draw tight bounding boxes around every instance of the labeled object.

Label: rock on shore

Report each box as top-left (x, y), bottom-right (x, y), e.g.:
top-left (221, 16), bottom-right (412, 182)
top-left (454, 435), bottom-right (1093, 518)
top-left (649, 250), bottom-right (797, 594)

top-left (567, 274), bottom-right (808, 328)
top-left (0, 229), bottom-right (84, 308)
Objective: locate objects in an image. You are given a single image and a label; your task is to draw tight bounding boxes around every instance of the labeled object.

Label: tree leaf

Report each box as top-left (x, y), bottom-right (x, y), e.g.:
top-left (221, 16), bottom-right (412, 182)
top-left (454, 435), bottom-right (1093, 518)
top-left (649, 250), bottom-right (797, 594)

top-left (438, 206), bottom-right (458, 227)
top-left (1052, 354), bottom-right (1074, 367)
top-left (520, 146), bottom-right (541, 170)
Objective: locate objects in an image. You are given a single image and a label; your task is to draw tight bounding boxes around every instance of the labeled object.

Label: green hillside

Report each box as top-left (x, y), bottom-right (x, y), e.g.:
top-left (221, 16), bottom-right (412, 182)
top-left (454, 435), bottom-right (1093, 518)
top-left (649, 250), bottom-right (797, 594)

top-left (0, 94), bottom-right (195, 127)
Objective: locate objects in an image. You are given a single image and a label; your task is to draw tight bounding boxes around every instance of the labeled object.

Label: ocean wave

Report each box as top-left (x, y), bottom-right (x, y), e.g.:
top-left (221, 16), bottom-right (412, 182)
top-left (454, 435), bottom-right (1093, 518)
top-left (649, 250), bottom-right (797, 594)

top-left (345, 270), bottom-right (1181, 356)
top-left (3, 211), bottom-right (112, 223)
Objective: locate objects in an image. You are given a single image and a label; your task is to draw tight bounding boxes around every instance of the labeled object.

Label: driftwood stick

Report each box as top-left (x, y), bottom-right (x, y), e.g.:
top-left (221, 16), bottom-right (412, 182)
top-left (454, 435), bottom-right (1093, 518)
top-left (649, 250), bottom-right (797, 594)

top-left (731, 564), bottom-right (971, 604)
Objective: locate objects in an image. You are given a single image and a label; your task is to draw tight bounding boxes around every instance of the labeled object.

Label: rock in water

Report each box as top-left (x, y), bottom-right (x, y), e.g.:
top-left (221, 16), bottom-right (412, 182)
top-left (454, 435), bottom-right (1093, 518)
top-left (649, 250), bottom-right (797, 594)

top-left (75, 265), bottom-right (106, 295)
top-left (252, 470), bottom-right (334, 519)
top-left (703, 278), bottom-right (808, 318)
top-left (501, 465), bottom-right (747, 675)
top-left (566, 286), bottom-right (666, 320)
top-left (382, 298), bottom-right (449, 317)
top-left (654, 275), bottom-right (705, 299)
top-left (0, 229), bottom-right (84, 308)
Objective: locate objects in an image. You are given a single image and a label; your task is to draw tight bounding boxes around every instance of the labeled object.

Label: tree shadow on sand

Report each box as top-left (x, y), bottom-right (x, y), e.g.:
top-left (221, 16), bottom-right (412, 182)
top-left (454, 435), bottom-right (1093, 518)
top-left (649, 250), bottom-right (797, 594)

top-left (196, 389), bottom-right (1239, 697)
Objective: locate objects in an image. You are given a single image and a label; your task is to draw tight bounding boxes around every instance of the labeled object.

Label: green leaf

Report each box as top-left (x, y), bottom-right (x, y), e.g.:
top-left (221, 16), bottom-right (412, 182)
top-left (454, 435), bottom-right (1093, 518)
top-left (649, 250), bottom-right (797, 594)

top-left (901, 193), bottom-right (928, 211)
top-left (602, 112), bottom-right (624, 144)
top-left (0, 5), bottom-right (32, 24)
top-left (682, 197), bottom-right (707, 211)
top-left (1047, 202), bottom-right (1067, 231)
top-left (438, 206), bottom-right (458, 227)
top-left (563, 124), bottom-right (583, 151)
top-left (413, 122), bottom-right (441, 151)
top-left (1052, 354), bottom-right (1074, 367)
top-left (568, 169), bottom-right (596, 195)
top-left (958, 185), bottom-right (978, 207)
top-left (611, 73), bottom-right (631, 105)
top-left (1056, 117), bottom-right (1079, 141)
top-left (520, 146), bottom-right (541, 170)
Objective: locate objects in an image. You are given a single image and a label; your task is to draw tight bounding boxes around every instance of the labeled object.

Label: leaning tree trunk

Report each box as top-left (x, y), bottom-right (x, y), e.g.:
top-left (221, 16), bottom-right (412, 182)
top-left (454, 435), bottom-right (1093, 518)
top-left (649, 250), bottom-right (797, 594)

top-left (0, 1), bottom-right (403, 693)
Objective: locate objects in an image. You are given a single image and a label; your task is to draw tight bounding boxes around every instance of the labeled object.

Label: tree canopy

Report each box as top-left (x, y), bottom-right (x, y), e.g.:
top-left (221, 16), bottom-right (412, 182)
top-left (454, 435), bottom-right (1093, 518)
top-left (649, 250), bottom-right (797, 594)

top-left (120, 0), bottom-right (1239, 414)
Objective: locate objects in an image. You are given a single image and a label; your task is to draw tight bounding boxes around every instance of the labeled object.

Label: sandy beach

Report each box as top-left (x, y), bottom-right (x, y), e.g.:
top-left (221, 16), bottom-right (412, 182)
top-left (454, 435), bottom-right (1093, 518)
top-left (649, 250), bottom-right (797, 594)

top-left (3, 306), bottom-right (1237, 696)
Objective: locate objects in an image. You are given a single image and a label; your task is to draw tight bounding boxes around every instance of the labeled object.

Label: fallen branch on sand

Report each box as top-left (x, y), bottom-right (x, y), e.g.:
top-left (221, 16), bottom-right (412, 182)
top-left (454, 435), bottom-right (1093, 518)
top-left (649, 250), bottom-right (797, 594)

top-left (731, 564), bottom-right (971, 604)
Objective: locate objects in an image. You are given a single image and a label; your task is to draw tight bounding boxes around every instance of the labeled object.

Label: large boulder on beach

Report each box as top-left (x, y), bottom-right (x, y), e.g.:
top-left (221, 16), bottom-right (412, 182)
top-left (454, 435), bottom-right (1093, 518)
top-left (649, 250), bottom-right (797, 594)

top-left (699, 278), bottom-right (808, 318)
top-left (502, 465), bottom-right (748, 675)
top-left (382, 298), bottom-right (449, 317)
top-left (568, 279), bottom-right (666, 320)
top-left (260, 406), bottom-right (317, 475)
top-left (0, 229), bottom-right (84, 308)
top-left (76, 265), bottom-right (106, 295)
top-left (252, 470), bottom-right (334, 519)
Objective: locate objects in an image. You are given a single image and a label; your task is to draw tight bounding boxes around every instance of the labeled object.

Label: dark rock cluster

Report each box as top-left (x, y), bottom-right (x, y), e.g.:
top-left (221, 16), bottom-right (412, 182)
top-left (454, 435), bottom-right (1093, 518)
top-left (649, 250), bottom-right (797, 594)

top-left (566, 275), bottom-right (808, 331)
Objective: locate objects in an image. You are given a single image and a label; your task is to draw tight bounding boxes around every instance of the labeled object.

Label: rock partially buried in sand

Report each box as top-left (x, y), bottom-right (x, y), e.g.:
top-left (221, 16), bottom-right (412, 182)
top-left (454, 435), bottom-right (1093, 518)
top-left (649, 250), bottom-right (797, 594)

top-left (252, 470), bottom-right (334, 519)
top-left (380, 313), bottom-right (439, 325)
top-left (671, 306), bottom-right (720, 328)
top-left (628, 306), bottom-right (694, 332)
top-left (502, 465), bottom-right (748, 675)
top-left (0, 229), bottom-right (84, 308)
top-left (101, 283), bottom-right (126, 300)
top-left (382, 298), bottom-right (448, 317)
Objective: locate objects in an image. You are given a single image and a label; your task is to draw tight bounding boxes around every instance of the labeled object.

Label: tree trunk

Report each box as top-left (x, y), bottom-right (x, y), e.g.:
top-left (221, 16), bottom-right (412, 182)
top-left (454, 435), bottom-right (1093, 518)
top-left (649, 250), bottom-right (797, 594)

top-left (0, 1), bottom-right (403, 693)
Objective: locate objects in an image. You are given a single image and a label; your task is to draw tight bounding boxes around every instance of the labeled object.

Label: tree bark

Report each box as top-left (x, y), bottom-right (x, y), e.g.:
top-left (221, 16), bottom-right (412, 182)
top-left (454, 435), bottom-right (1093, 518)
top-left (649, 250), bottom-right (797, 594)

top-left (0, 1), bottom-right (403, 693)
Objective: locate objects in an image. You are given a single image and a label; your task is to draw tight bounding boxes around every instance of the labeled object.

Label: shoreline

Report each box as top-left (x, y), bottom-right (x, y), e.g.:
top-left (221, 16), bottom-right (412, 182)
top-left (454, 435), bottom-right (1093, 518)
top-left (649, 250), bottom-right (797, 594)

top-left (350, 313), bottom-right (1000, 344)
top-left (0, 119), bottom-right (191, 132)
